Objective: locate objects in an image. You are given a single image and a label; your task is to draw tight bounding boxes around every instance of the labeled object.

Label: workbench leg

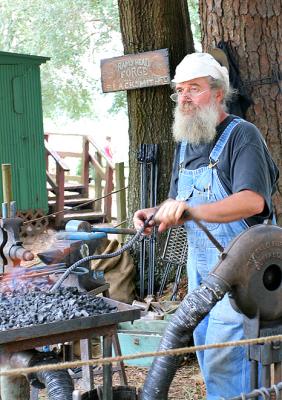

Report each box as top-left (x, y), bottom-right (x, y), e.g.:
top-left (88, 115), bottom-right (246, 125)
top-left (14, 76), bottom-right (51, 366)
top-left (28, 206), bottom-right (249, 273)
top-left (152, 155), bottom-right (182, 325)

top-left (62, 343), bottom-right (73, 362)
top-left (103, 289), bottom-right (128, 386)
top-left (250, 360), bottom-right (258, 391)
top-left (262, 364), bottom-right (271, 388)
top-left (274, 362), bottom-right (282, 400)
top-left (80, 338), bottom-right (94, 391)
top-left (30, 387), bottom-right (39, 400)
top-left (112, 331), bottom-right (128, 386)
top-left (103, 335), bottom-right (113, 400)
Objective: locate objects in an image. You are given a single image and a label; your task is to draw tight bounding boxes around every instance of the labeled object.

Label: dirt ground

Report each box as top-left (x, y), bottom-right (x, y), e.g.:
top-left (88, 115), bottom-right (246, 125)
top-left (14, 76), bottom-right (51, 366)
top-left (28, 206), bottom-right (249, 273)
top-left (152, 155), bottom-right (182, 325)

top-left (21, 231), bottom-right (205, 399)
top-left (36, 361), bottom-right (205, 399)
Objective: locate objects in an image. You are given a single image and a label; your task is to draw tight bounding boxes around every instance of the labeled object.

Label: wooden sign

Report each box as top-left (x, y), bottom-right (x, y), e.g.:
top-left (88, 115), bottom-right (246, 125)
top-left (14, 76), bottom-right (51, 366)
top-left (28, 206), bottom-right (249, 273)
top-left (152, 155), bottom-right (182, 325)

top-left (100, 48), bottom-right (170, 93)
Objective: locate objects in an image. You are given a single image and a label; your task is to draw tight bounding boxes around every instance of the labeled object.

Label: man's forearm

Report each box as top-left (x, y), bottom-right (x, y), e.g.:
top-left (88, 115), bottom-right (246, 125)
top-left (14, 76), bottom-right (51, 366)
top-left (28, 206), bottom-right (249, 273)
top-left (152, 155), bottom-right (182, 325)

top-left (191, 190), bottom-right (265, 223)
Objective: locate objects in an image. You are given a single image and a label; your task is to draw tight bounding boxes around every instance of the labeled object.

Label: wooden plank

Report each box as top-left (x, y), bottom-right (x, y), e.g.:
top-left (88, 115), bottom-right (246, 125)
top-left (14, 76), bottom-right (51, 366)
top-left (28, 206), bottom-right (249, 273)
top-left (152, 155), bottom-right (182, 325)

top-left (80, 338), bottom-right (94, 391)
top-left (64, 184), bottom-right (85, 192)
top-left (58, 151), bottom-right (82, 158)
top-left (44, 140), bottom-right (70, 171)
top-left (63, 210), bottom-right (106, 222)
top-left (103, 165), bottom-right (114, 222)
top-left (101, 48), bottom-right (170, 93)
top-left (89, 153), bottom-right (106, 180)
top-left (48, 197), bottom-right (95, 206)
top-left (94, 153), bottom-right (103, 212)
top-left (102, 335), bottom-right (113, 400)
top-left (87, 135), bottom-right (114, 169)
top-left (46, 171), bottom-right (57, 190)
top-left (0, 326), bottom-right (116, 354)
top-left (112, 330), bottom-right (128, 385)
top-left (115, 162), bottom-right (127, 243)
top-left (55, 165), bottom-right (65, 227)
top-left (82, 136), bottom-right (89, 197)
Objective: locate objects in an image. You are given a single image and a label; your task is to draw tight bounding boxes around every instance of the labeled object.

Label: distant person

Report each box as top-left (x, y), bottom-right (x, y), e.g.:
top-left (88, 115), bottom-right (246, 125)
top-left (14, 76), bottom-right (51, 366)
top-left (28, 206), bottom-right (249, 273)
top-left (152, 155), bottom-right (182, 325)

top-left (104, 136), bottom-right (113, 161)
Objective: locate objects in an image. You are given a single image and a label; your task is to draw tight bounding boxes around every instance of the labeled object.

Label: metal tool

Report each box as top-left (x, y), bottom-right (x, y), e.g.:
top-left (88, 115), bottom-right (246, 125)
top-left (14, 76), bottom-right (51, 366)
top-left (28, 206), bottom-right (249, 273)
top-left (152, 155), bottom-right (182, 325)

top-left (147, 144), bottom-right (158, 296)
top-left (180, 209), bottom-right (224, 252)
top-left (0, 164), bottom-right (34, 274)
top-left (65, 219), bottom-right (136, 235)
top-left (158, 226), bottom-right (188, 300)
top-left (138, 144), bottom-right (147, 298)
top-left (56, 231), bottom-right (107, 241)
top-left (0, 214), bottom-right (34, 274)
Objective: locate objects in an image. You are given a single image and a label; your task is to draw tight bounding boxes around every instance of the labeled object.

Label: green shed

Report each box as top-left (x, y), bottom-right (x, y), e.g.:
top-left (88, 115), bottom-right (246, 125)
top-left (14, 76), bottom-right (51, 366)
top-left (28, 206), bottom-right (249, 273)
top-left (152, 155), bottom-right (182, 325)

top-left (0, 50), bottom-right (50, 214)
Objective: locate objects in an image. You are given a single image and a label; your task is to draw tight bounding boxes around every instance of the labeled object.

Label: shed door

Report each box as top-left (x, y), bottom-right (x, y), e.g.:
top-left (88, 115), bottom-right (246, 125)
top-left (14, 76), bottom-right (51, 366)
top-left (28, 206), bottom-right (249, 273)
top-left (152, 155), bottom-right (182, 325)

top-left (0, 64), bottom-right (47, 211)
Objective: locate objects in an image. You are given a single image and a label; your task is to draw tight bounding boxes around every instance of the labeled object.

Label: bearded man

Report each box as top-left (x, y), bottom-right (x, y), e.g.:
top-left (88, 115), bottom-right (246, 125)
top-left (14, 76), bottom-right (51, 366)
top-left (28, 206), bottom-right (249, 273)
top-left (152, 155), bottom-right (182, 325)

top-left (133, 52), bottom-right (279, 399)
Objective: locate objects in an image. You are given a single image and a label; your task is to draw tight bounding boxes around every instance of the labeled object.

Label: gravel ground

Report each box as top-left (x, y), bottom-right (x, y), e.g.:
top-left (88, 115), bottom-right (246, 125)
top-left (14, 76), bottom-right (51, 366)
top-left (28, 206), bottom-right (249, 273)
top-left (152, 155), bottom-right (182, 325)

top-left (37, 360), bottom-right (205, 399)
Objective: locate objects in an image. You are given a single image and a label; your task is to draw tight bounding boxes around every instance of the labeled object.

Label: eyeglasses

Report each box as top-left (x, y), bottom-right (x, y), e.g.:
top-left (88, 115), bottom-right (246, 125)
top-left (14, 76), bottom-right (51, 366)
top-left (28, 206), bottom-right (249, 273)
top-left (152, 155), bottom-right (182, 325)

top-left (170, 88), bottom-right (209, 103)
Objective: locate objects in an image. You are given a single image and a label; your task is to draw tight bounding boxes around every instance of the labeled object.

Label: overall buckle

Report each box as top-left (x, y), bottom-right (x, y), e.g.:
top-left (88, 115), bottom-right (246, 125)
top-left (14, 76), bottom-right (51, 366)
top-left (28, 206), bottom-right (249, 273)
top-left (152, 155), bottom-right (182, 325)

top-left (208, 158), bottom-right (219, 169)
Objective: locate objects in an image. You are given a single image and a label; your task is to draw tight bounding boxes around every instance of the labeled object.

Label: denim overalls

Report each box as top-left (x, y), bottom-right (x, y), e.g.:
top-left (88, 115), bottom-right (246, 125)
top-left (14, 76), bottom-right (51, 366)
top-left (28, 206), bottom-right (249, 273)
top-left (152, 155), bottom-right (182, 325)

top-left (177, 118), bottom-right (251, 399)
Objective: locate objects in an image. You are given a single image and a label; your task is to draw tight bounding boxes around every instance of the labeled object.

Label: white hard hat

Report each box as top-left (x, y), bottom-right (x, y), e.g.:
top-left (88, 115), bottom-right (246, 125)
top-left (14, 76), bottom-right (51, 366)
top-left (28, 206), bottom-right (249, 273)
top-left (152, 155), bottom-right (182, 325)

top-left (172, 52), bottom-right (229, 90)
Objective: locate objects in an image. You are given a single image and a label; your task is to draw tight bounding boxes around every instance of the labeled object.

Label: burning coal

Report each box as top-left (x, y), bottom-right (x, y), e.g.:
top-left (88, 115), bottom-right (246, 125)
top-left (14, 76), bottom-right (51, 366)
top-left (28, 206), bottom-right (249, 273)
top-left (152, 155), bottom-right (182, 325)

top-left (0, 287), bottom-right (117, 331)
top-left (0, 266), bottom-right (55, 293)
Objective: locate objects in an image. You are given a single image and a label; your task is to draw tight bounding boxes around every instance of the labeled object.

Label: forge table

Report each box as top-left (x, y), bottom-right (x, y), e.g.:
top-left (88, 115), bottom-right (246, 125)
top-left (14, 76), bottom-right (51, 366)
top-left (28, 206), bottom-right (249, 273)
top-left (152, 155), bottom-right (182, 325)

top-left (0, 297), bottom-right (141, 400)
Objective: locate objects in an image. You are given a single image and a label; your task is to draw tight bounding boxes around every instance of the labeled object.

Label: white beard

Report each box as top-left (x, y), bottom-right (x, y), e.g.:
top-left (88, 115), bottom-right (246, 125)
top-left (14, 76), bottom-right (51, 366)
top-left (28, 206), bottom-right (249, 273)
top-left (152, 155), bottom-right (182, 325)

top-left (172, 101), bottom-right (220, 145)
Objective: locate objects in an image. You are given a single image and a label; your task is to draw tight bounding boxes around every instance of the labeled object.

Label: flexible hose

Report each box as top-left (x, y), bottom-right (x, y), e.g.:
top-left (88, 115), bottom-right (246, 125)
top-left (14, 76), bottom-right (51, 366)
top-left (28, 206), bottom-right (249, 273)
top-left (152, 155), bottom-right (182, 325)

top-left (7, 350), bottom-right (74, 400)
top-left (50, 215), bottom-right (153, 292)
top-left (36, 366), bottom-right (74, 400)
top-left (141, 275), bottom-right (230, 400)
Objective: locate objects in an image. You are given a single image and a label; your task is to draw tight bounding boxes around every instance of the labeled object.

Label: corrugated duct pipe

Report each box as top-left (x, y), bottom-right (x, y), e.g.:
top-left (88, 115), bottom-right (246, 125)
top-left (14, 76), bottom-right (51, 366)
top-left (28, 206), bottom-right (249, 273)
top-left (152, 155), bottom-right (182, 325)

top-left (0, 349), bottom-right (74, 400)
top-left (142, 225), bottom-right (282, 399)
top-left (141, 275), bottom-right (229, 399)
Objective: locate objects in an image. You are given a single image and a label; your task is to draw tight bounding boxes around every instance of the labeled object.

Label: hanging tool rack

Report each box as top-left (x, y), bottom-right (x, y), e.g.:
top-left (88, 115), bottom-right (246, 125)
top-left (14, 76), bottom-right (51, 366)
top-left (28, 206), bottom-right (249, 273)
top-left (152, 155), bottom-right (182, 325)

top-left (137, 144), bottom-right (158, 299)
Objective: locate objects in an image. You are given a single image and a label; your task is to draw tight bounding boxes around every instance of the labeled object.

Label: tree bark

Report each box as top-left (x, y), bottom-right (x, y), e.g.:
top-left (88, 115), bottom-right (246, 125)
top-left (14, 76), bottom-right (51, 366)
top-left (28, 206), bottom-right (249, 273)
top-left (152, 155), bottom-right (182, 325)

top-left (117, 0), bottom-right (194, 284)
top-left (199, 0), bottom-right (282, 222)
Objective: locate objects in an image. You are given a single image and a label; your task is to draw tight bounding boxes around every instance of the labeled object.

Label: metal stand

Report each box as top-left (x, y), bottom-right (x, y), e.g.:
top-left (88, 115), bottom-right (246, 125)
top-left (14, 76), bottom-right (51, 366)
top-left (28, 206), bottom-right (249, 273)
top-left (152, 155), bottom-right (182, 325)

top-left (227, 319), bottom-right (282, 399)
top-left (158, 226), bottom-right (188, 300)
top-left (137, 144), bottom-right (158, 298)
top-left (248, 324), bottom-right (282, 397)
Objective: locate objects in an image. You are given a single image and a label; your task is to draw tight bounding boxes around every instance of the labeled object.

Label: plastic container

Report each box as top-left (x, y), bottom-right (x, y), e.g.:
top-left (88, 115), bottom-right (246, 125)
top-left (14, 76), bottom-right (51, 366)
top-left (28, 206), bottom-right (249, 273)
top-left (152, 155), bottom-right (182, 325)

top-left (117, 319), bottom-right (169, 367)
top-left (81, 386), bottom-right (140, 400)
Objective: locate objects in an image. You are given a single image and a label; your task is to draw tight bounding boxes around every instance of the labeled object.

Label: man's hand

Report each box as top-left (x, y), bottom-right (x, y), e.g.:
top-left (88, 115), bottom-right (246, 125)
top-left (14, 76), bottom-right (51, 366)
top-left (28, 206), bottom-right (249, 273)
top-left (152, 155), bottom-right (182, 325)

top-left (133, 207), bottom-right (157, 235)
top-left (154, 199), bottom-right (191, 233)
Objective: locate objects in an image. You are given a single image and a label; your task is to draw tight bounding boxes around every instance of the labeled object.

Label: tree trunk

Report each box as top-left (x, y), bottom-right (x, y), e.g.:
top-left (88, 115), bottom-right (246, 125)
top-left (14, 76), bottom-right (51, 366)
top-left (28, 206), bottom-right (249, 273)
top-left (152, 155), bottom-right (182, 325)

top-left (199, 0), bottom-right (282, 222)
top-left (117, 0), bottom-right (194, 286)
top-left (118, 0), bottom-right (194, 218)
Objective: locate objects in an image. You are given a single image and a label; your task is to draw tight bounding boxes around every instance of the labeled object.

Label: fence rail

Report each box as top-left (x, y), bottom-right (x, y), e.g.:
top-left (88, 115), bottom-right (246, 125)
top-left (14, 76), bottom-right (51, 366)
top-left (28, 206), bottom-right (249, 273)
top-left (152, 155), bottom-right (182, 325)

top-left (44, 132), bottom-right (127, 228)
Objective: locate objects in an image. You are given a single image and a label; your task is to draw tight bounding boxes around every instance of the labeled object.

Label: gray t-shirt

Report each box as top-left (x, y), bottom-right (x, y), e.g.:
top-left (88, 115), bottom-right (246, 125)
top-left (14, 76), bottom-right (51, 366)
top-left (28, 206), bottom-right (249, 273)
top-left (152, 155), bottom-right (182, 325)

top-left (169, 115), bottom-right (279, 226)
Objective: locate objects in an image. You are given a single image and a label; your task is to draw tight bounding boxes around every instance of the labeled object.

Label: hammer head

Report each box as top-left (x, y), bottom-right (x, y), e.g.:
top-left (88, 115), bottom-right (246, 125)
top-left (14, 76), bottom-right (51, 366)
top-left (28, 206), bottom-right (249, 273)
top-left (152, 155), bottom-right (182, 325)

top-left (65, 220), bottom-right (92, 233)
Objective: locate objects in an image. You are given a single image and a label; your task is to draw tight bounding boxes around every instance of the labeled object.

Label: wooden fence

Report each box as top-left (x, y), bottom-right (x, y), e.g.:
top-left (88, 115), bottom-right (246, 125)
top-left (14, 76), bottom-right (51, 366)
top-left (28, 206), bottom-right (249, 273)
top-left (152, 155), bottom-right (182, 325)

top-left (45, 132), bottom-right (127, 227)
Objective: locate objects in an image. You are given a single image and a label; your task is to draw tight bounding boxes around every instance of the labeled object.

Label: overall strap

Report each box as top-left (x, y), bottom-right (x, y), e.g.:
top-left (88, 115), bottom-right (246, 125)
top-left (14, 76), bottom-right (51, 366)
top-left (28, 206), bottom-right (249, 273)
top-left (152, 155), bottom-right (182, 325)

top-left (209, 118), bottom-right (242, 166)
top-left (179, 140), bottom-right (187, 167)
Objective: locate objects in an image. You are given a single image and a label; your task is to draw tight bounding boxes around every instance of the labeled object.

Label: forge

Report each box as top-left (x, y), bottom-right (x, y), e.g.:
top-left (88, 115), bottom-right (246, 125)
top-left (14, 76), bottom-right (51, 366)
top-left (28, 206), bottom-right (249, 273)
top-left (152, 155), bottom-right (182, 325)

top-left (0, 206), bottom-right (141, 400)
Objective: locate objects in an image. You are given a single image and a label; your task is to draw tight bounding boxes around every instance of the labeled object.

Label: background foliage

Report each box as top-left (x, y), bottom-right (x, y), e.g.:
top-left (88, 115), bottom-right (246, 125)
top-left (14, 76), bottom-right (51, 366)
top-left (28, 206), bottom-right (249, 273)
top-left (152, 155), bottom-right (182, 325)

top-left (0, 0), bottom-right (121, 119)
top-left (0, 0), bottom-right (200, 119)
